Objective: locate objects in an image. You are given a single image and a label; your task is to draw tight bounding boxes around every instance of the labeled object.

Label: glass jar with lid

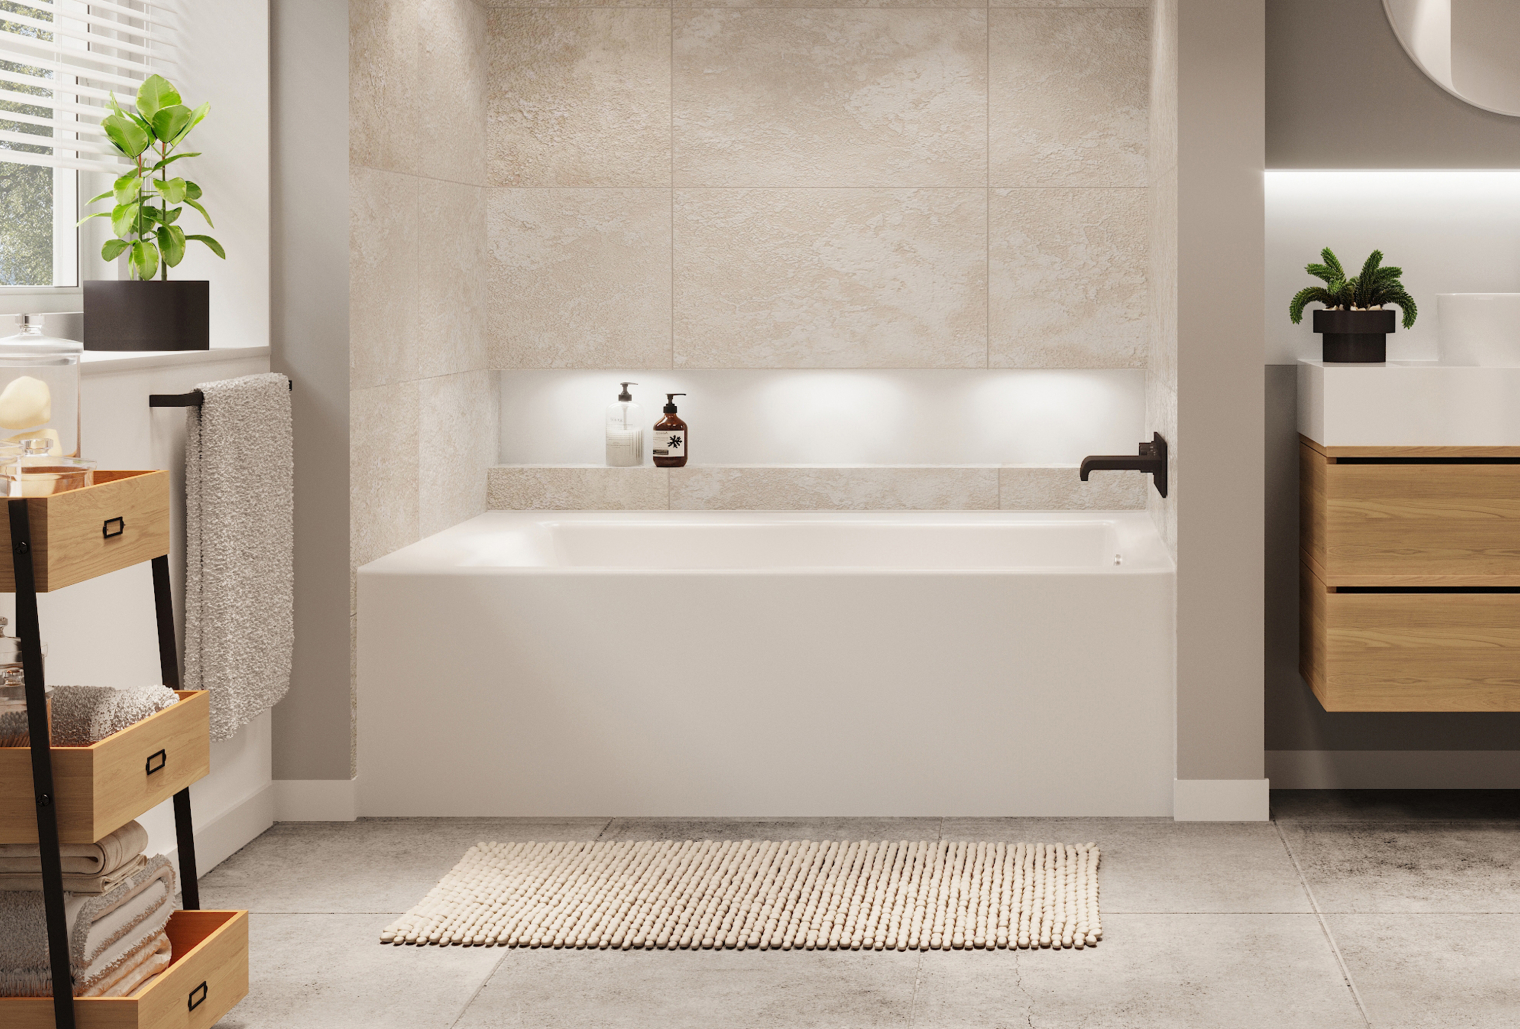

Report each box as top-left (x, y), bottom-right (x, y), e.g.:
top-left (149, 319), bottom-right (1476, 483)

top-left (0, 314), bottom-right (82, 459)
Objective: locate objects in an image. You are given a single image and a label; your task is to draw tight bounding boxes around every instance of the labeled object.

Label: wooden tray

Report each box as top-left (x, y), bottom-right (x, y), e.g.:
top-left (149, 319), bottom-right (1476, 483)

top-left (0, 909), bottom-right (248, 1029)
top-left (0, 692), bottom-right (210, 844)
top-left (0, 470), bottom-right (169, 592)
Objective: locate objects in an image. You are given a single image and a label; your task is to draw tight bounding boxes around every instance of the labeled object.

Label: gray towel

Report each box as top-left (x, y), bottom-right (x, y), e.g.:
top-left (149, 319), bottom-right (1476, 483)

top-left (0, 854), bottom-right (175, 996)
top-left (184, 373), bottom-right (294, 741)
top-left (46, 686), bottom-right (179, 747)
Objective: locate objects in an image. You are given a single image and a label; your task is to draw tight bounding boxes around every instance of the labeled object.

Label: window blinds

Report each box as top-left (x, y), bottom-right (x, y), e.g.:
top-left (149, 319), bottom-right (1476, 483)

top-left (0, 0), bottom-right (176, 174)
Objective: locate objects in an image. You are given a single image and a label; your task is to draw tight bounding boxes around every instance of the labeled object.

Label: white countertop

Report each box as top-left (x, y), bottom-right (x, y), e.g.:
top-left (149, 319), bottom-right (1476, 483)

top-left (1299, 359), bottom-right (1520, 447)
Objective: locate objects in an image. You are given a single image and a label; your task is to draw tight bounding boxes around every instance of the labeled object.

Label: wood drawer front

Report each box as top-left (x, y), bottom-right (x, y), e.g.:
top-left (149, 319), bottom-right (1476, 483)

top-left (0, 692), bottom-right (209, 844)
top-left (0, 470), bottom-right (170, 593)
top-left (1302, 445), bottom-right (1520, 584)
top-left (0, 910), bottom-right (248, 1029)
top-left (1301, 566), bottom-right (1520, 711)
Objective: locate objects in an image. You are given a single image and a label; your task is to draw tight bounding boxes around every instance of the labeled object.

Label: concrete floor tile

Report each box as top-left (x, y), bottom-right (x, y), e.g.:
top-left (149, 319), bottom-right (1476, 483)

top-left (1326, 914), bottom-right (1520, 1029)
top-left (1272, 790), bottom-right (1520, 823)
top-left (1280, 822), bottom-right (1520, 913)
top-left (912, 914), bottom-right (1365, 1029)
top-left (454, 948), bottom-right (919, 1029)
top-left (200, 818), bottom-right (610, 913)
top-left (940, 817), bottom-right (1312, 913)
top-left (212, 914), bottom-right (502, 1029)
top-left (600, 817), bottom-right (943, 843)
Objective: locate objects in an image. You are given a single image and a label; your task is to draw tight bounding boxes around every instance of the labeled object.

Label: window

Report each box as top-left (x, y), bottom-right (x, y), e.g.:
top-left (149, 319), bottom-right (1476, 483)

top-left (0, 0), bottom-right (174, 288)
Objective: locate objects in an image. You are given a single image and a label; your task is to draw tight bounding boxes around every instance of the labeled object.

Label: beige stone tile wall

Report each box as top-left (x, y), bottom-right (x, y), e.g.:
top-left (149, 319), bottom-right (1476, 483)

top-left (1146, 0), bottom-right (1177, 559)
top-left (484, 1), bottom-right (1151, 377)
top-left (351, 0), bottom-right (500, 594)
top-left (489, 465), bottom-right (1145, 511)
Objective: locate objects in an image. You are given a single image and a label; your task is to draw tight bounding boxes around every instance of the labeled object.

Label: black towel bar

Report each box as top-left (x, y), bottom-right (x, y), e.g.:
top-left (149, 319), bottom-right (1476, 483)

top-left (149, 381), bottom-right (291, 407)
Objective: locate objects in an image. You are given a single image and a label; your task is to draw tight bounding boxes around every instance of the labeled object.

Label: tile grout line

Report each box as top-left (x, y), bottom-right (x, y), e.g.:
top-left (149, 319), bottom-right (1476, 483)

top-left (1274, 820), bottom-right (1371, 1026)
top-left (596, 816), bottom-right (616, 840)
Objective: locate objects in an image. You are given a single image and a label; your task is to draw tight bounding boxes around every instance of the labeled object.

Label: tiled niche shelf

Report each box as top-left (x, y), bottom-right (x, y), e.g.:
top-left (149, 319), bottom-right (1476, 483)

top-left (488, 465), bottom-right (1145, 512)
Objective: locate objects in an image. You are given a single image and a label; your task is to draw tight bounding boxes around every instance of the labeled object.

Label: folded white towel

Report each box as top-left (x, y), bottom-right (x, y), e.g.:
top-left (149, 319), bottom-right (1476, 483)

top-left (0, 820), bottom-right (148, 877)
top-left (0, 854), bottom-right (176, 996)
top-left (84, 932), bottom-right (171, 998)
top-left (0, 854), bottom-right (148, 894)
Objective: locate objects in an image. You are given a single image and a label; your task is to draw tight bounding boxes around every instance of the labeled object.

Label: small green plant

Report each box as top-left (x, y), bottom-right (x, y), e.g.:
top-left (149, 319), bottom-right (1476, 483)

top-left (1289, 248), bottom-right (1416, 328)
top-left (80, 74), bottom-right (224, 281)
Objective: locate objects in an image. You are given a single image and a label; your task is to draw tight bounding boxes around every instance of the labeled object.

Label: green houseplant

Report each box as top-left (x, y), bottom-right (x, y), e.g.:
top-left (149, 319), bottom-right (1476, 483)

top-left (1289, 248), bottom-right (1417, 363)
top-left (79, 74), bottom-right (223, 351)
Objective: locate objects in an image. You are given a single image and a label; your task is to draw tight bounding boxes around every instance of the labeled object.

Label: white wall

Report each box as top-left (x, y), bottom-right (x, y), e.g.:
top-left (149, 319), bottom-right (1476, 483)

top-left (1266, 171), bottom-right (1520, 364)
top-left (166, 0), bottom-right (271, 350)
top-left (499, 370), bottom-right (1144, 467)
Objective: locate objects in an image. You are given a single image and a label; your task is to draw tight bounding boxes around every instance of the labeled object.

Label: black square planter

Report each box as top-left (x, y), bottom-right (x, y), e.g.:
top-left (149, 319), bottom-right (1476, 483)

top-left (1313, 308), bottom-right (1396, 363)
top-left (83, 280), bottom-right (210, 351)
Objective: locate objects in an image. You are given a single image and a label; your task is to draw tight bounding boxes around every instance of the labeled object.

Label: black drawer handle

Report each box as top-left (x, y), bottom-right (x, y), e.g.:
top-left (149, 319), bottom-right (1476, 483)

top-left (145, 749), bottom-right (166, 775)
top-left (102, 517), bottom-right (125, 539)
top-left (188, 980), bottom-right (207, 1011)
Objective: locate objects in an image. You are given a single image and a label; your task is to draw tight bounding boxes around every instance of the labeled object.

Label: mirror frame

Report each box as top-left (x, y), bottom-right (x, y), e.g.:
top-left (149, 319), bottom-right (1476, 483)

top-left (1383, 0), bottom-right (1520, 117)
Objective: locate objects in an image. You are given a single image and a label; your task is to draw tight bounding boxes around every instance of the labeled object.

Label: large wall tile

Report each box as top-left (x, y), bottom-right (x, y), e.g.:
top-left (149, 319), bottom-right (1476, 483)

top-left (1148, 165), bottom-right (1177, 389)
top-left (675, 0), bottom-right (981, 7)
top-left (669, 467), bottom-right (999, 509)
top-left (674, 188), bottom-right (987, 368)
top-left (488, 188), bottom-right (673, 368)
top-left (351, 0), bottom-right (420, 174)
top-left (420, 0), bottom-right (488, 186)
top-left (420, 180), bottom-right (488, 378)
top-left (991, 0), bottom-right (1145, 7)
top-left (998, 466), bottom-right (1145, 510)
top-left (351, 381), bottom-right (421, 576)
top-left (420, 371), bottom-right (499, 536)
top-left (990, 187), bottom-right (1147, 368)
top-left (487, 9), bottom-right (672, 187)
top-left (484, 0), bottom-right (669, 7)
top-left (488, 467), bottom-right (670, 509)
top-left (673, 10), bottom-right (987, 187)
top-left (989, 8), bottom-right (1148, 187)
top-left (350, 166), bottom-right (421, 388)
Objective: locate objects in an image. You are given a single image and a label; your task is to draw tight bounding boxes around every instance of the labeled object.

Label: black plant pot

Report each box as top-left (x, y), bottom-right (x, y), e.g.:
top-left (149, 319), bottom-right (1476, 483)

top-left (1313, 309), bottom-right (1396, 363)
top-left (83, 280), bottom-right (210, 351)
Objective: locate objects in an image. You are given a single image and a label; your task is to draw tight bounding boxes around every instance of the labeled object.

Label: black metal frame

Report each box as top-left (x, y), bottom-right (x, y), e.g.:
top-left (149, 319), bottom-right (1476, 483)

top-left (149, 380), bottom-right (291, 408)
top-left (12, 499), bottom-right (199, 1028)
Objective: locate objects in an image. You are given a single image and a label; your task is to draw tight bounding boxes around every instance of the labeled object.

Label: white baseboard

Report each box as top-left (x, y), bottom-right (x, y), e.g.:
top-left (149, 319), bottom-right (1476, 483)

top-left (1173, 778), bottom-right (1271, 821)
top-left (162, 782), bottom-right (274, 886)
top-left (274, 778), bottom-right (359, 821)
top-left (1266, 750), bottom-right (1520, 789)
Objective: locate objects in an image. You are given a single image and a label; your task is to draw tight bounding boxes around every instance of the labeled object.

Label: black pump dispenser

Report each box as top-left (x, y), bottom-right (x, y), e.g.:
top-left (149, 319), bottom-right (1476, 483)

top-left (618, 381), bottom-right (637, 402)
top-left (663, 393), bottom-right (684, 413)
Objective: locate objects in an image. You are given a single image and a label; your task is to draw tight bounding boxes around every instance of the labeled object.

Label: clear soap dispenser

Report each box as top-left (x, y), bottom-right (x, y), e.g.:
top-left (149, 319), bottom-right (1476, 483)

top-left (605, 381), bottom-right (644, 467)
top-left (0, 314), bottom-right (82, 458)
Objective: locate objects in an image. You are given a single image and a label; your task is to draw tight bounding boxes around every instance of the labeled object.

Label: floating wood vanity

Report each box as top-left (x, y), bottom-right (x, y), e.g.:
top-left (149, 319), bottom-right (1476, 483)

top-left (1297, 360), bottom-right (1520, 711)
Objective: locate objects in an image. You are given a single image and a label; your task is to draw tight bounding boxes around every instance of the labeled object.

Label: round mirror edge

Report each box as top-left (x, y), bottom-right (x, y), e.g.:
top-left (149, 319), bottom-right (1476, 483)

top-left (1382, 0), bottom-right (1520, 119)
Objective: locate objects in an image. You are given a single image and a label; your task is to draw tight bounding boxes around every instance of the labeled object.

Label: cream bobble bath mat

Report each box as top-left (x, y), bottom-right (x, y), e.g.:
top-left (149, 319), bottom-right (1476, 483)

top-left (382, 839), bottom-right (1102, 952)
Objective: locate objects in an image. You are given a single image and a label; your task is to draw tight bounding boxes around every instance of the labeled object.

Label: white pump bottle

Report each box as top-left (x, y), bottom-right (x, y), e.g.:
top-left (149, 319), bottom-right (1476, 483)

top-left (605, 382), bottom-right (644, 467)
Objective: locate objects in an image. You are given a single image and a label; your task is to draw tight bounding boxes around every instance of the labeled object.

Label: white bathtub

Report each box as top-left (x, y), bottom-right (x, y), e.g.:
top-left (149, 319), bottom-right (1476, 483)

top-left (357, 511), bottom-right (1176, 817)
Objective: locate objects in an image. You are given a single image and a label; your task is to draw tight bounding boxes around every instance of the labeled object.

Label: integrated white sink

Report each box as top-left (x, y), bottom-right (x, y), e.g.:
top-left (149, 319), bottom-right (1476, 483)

top-left (1299, 360), bottom-right (1520, 447)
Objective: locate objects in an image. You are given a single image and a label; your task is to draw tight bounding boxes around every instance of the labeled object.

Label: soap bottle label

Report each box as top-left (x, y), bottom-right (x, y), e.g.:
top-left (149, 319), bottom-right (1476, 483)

top-left (652, 429), bottom-right (686, 459)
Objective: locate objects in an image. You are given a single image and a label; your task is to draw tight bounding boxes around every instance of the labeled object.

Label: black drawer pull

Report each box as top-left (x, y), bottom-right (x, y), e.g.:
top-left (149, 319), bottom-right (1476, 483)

top-left (145, 749), bottom-right (166, 775)
top-left (188, 980), bottom-right (207, 1011)
top-left (102, 517), bottom-right (125, 539)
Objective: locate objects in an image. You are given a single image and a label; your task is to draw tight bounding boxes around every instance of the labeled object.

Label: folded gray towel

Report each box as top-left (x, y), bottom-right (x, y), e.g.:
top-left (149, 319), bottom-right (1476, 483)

top-left (0, 854), bottom-right (176, 996)
top-left (184, 372), bottom-right (293, 741)
top-left (46, 686), bottom-right (178, 747)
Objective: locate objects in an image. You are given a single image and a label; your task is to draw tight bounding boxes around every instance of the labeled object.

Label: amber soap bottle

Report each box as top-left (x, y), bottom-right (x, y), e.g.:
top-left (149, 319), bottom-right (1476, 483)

top-left (652, 393), bottom-right (688, 467)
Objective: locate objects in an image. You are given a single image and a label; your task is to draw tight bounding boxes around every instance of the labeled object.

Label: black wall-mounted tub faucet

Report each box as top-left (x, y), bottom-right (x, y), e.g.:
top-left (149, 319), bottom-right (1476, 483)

top-left (1079, 432), bottom-right (1169, 498)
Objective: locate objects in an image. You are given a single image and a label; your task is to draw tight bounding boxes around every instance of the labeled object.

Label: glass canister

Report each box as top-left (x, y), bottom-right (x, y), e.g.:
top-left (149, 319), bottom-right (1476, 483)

top-left (0, 314), bottom-right (82, 459)
top-left (0, 617), bottom-right (48, 747)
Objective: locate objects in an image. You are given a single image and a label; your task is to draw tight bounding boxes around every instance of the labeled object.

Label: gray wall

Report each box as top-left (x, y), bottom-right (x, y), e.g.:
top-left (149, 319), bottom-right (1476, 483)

top-left (1175, 0), bottom-right (1266, 782)
top-left (1264, 0), bottom-right (1520, 756)
top-left (1267, 0), bottom-right (1520, 168)
top-left (270, 0), bottom-right (354, 780)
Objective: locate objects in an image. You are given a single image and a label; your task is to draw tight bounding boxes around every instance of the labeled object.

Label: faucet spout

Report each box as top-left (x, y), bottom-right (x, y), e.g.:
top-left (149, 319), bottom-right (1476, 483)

top-left (1078, 433), bottom-right (1168, 498)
